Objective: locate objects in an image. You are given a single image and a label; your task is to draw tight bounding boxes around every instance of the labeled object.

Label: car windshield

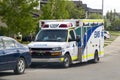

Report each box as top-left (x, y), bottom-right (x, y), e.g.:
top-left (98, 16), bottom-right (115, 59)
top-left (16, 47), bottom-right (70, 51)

top-left (35, 30), bottom-right (68, 42)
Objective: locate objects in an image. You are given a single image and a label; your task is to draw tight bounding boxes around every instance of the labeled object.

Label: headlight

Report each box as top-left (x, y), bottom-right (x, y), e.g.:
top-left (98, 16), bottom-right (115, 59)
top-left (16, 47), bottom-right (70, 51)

top-left (52, 47), bottom-right (62, 51)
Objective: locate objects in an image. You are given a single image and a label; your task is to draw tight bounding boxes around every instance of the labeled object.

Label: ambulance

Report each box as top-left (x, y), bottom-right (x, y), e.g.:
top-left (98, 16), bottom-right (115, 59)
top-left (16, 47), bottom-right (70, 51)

top-left (28, 19), bottom-right (104, 68)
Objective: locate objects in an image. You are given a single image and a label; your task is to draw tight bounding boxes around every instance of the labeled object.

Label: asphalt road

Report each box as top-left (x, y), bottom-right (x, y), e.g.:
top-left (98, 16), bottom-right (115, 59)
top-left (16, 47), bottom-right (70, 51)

top-left (0, 36), bottom-right (120, 80)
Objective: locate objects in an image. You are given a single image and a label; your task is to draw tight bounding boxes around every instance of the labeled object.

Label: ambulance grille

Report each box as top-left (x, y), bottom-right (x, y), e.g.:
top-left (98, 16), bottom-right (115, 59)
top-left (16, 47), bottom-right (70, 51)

top-left (31, 48), bottom-right (52, 51)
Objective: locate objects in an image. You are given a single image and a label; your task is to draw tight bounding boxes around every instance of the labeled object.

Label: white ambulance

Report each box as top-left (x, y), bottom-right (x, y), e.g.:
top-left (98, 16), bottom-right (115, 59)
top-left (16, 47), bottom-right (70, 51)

top-left (28, 19), bottom-right (104, 68)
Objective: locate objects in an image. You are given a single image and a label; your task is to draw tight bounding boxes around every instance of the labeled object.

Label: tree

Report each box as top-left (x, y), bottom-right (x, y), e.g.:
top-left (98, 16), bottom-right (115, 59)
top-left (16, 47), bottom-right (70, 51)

top-left (88, 13), bottom-right (102, 19)
top-left (40, 0), bottom-right (54, 19)
top-left (106, 10), bottom-right (115, 22)
top-left (105, 9), bottom-right (120, 31)
top-left (106, 11), bottom-right (110, 19)
top-left (111, 18), bottom-right (120, 31)
top-left (66, 1), bottom-right (85, 19)
top-left (40, 0), bottom-right (85, 19)
top-left (53, 0), bottom-right (69, 19)
top-left (0, 27), bottom-right (8, 36)
top-left (41, 0), bottom-right (69, 19)
top-left (0, 0), bottom-right (39, 36)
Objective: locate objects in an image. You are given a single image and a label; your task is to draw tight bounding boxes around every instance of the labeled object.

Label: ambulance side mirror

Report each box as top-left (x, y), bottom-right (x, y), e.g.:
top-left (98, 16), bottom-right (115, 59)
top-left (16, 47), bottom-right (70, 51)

top-left (68, 38), bottom-right (74, 42)
top-left (76, 35), bottom-right (80, 42)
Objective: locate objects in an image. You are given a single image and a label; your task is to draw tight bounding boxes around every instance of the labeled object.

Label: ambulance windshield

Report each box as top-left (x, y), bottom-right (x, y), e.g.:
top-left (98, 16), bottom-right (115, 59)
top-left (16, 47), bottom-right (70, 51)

top-left (35, 30), bottom-right (68, 42)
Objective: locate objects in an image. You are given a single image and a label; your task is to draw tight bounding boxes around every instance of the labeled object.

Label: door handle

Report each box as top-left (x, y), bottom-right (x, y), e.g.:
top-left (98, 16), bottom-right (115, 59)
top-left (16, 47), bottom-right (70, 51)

top-left (0, 51), bottom-right (5, 55)
top-left (2, 51), bottom-right (5, 54)
top-left (17, 50), bottom-right (20, 53)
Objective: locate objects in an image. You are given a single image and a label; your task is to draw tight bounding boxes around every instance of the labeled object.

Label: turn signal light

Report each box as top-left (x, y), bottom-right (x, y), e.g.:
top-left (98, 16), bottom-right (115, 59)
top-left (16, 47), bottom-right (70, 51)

top-left (51, 52), bottom-right (62, 56)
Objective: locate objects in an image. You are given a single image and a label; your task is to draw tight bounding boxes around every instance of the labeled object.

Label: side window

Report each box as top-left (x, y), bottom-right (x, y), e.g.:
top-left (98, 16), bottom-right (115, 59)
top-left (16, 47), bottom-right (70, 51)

top-left (0, 39), bottom-right (4, 50)
top-left (14, 42), bottom-right (23, 48)
top-left (4, 40), bottom-right (15, 49)
top-left (75, 27), bottom-right (81, 36)
top-left (69, 30), bottom-right (75, 40)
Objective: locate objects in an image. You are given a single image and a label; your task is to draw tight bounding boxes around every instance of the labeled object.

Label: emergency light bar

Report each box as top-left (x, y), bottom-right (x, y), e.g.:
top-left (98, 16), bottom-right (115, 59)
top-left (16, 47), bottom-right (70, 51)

top-left (41, 22), bottom-right (73, 28)
top-left (83, 22), bottom-right (104, 26)
top-left (40, 20), bottom-right (81, 28)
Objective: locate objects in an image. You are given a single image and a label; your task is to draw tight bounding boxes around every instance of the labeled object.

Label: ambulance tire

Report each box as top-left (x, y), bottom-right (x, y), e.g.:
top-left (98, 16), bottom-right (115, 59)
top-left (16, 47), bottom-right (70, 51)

top-left (92, 51), bottom-right (99, 63)
top-left (62, 54), bottom-right (71, 68)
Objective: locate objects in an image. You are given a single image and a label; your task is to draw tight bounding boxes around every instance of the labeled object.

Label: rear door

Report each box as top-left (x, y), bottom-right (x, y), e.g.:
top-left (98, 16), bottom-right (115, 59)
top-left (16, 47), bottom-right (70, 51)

top-left (2, 39), bottom-right (19, 68)
top-left (0, 38), bottom-right (5, 70)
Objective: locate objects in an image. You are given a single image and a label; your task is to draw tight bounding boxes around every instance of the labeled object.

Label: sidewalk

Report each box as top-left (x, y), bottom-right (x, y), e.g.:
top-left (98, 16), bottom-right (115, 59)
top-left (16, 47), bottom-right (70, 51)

top-left (105, 36), bottom-right (120, 54)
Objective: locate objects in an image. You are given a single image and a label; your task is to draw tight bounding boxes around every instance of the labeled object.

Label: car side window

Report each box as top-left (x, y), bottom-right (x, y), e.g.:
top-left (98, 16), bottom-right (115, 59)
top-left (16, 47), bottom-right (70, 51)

top-left (0, 39), bottom-right (4, 50)
top-left (3, 40), bottom-right (15, 49)
top-left (69, 30), bottom-right (75, 40)
top-left (14, 42), bottom-right (23, 48)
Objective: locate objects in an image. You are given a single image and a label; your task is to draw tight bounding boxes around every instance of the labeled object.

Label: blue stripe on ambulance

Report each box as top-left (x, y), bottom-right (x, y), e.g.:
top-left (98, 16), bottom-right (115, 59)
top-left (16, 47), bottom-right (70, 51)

top-left (82, 24), bottom-right (103, 54)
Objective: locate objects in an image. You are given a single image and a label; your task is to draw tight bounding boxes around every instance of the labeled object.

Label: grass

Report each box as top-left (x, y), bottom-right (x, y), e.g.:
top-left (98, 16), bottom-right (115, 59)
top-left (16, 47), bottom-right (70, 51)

top-left (109, 31), bottom-right (120, 36)
top-left (104, 31), bottom-right (120, 46)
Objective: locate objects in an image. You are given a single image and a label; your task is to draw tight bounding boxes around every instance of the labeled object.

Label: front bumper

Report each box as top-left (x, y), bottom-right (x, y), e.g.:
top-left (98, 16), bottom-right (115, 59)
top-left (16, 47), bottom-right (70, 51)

top-left (32, 57), bottom-right (64, 63)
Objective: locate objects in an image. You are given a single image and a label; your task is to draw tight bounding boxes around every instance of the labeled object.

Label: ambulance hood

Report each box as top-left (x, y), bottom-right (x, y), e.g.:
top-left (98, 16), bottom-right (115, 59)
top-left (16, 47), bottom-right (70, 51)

top-left (28, 42), bottom-right (67, 48)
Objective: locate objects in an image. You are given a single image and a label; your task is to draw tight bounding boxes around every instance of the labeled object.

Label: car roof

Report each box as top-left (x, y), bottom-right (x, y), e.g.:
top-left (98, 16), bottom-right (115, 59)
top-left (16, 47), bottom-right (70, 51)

top-left (0, 36), bottom-right (15, 41)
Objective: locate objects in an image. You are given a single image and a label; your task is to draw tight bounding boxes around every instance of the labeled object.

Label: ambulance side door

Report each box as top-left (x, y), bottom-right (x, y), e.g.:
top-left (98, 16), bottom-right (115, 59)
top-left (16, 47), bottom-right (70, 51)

top-left (68, 30), bottom-right (78, 60)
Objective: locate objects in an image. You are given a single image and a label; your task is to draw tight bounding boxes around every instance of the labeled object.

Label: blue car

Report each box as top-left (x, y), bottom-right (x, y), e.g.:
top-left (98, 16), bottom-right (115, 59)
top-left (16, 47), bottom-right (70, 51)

top-left (0, 36), bottom-right (31, 74)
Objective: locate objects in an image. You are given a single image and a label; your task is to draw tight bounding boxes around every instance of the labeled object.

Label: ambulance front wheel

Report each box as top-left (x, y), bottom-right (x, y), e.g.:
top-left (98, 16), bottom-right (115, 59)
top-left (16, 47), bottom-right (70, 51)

top-left (62, 54), bottom-right (71, 68)
top-left (93, 51), bottom-right (99, 63)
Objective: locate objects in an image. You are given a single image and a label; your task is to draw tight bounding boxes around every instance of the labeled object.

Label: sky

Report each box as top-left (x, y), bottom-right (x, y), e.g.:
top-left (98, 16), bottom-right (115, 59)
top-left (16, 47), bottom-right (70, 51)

top-left (80, 0), bottom-right (120, 15)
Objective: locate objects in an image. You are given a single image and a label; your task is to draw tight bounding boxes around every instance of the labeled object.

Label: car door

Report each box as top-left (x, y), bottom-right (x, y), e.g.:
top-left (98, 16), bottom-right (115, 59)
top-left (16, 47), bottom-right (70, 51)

top-left (68, 30), bottom-right (78, 61)
top-left (2, 39), bottom-right (20, 69)
top-left (0, 38), bottom-right (5, 70)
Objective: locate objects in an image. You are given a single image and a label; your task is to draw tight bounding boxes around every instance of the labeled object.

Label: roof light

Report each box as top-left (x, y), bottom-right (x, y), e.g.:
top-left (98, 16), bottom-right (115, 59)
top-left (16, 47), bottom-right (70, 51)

top-left (43, 24), bottom-right (49, 28)
top-left (67, 23), bottom-right (73, 27)
top-left (59, 24), bottom-right (68, 28)
top-left (83, 23), bottom-right (89, 26)
top-left (50, 24), bottom-right (59, 28)
top-left (76, 21), bottom-right (79, 26)
top-left (41, 21), bottom-right (45, 27)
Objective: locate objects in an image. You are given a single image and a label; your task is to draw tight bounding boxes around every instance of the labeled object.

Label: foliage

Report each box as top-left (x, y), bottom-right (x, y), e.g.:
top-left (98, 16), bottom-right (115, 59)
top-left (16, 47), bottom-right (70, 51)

top-left (104, 19), bottom-right (107, 29)
top-left (110, 18), bottom-right (120, 31)
top-left (40, 0), bottom-right (85, 19)
top-left (88, 13), bottom-right (102, 19)
top-left (105, 10), bottom-right (120, 31)
top-left (54, 0), bottom-right (69, 19)
top-left (41, 0), bottom-right (69, 19)
top-left (40, 0), bottom-right (54, 19)
top-left (0, 0), bottom-right (39, 36)
top-left (0, 27), bottom-right (8, 36)
top-left (66, 1), bottom-right (85, 19)
top-left (110, 31), bottom-right (120, 36)
top-left (106, 10), bottom-right (115, 22)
